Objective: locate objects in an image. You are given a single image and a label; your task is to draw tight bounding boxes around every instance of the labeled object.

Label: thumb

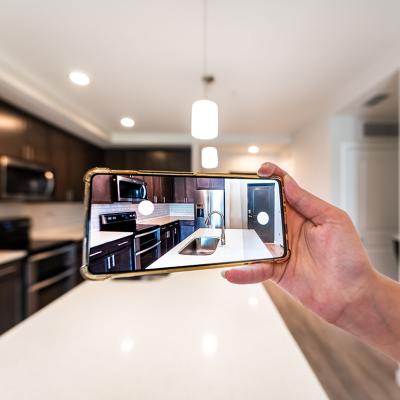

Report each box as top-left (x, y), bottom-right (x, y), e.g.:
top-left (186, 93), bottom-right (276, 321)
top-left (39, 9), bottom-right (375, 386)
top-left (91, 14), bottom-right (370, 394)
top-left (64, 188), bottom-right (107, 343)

top-left (221, 263), bottom-right (275, 284)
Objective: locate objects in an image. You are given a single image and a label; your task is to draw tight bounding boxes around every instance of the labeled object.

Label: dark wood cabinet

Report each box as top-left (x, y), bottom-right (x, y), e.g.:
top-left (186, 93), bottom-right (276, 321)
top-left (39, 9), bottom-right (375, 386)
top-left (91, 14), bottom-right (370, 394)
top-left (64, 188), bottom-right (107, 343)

top-left (196, 177), bottom-right (224, 190)
top-left (91, 174), bottom-right (113, 203)
top-left (160, 222), bottom-right (181, 255)
top-left (173, 177), bottom-right (195, 203)
top-left (105, 148), bottom-right (191, 172)
top-left (0, 259), bottom-right (23, 334)
top-left (89, 236), bottom-right (133, 273)
top-left (0, 100), bottom-right (191, 203)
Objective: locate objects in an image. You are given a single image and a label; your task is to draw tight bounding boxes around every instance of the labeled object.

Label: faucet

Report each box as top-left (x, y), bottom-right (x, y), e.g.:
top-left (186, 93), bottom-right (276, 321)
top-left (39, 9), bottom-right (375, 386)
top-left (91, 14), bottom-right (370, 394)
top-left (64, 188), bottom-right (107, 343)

top-left (205, 211), bottom-right (226, 245)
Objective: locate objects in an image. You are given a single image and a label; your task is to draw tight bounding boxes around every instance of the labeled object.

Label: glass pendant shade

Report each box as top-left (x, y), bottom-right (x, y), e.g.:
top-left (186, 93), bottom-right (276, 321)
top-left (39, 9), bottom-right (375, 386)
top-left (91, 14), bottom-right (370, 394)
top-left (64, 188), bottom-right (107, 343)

top-left (201, 146), bottom-right (218, 169)
top-left (191, 99), bottom-right (218, 140)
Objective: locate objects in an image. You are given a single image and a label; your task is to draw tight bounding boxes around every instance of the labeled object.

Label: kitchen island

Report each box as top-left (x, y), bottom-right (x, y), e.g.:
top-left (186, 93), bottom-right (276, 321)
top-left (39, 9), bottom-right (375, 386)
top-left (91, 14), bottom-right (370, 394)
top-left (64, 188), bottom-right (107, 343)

top-left (0, 269), bottom-right (327, 399)
top-left (148, 228), bottom-right (272, 270)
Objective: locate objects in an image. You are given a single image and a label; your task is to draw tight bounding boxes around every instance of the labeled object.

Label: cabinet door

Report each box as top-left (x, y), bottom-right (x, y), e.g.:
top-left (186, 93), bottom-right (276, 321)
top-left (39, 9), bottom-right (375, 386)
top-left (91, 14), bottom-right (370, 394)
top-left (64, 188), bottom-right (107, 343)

top-left (211, 178), bottom-right (224, 189)
top-left (142, 176), bottom-right (154, 202)
top-left (111, 246), bottom-right (132, 272)
top-left (160, 226), bottom-right (168, 255)
top-left (0, 260), bottom-right (23, 334)
top-left (26, 118), bottom-right (50, 164)
top-left (0, 102), bottom-right (28, 159)
top-left (179, 222), bottom-right (195, 242)
top-left (89, 256), bottom-right (107, 273)
top-left (185, 177), bottom-right (195, 203)
top-left (152, 176), bottom-right (162, 203)
top-left (163, 176), bottom-right (174, 203)
top-left (91, 174), bottom-right (113, 203)
top-left (173, 177), bottom-right (186, 203)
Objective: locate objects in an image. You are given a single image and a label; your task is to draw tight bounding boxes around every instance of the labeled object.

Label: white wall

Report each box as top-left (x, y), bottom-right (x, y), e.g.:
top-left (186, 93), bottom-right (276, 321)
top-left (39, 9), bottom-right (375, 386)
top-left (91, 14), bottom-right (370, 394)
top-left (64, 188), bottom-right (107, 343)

top-left (290, 117), bottom-right (332, 201)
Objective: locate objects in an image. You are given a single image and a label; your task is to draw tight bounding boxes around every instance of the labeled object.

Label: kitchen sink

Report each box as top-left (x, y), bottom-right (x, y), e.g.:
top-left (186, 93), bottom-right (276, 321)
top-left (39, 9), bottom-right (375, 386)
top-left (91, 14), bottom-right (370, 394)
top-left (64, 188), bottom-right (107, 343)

top-left (179, 236), bottom-right (220, 256)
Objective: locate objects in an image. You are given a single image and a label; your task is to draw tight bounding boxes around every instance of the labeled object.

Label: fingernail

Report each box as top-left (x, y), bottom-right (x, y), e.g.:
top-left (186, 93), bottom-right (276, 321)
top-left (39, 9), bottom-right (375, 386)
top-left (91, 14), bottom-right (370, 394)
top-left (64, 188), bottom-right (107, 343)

top-left (221, 270), bottom-right (226, 279)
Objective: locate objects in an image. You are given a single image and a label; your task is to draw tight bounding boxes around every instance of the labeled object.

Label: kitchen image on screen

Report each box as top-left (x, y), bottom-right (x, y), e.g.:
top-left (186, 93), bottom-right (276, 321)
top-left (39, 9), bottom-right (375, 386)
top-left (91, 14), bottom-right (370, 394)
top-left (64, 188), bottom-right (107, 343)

top-left (88, 174), bottom-right (285, 274)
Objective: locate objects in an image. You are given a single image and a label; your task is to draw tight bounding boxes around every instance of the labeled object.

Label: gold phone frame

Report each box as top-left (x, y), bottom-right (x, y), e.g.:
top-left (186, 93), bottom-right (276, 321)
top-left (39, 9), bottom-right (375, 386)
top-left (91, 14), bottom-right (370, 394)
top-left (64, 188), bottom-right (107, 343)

top-left (80, 168), bottom-right (290, 281)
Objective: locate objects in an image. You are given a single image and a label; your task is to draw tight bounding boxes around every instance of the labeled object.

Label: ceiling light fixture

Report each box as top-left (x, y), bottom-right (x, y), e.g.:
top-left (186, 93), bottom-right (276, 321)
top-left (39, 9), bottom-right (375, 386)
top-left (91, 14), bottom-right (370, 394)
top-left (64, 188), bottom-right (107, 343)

top-left (248, 145), bottom-right (259, 154)
top-left (191, 0), bottom-right (218, 140)
top-left (69, 71), bottom-right (90, 86)
top-left (120, 117), bottom-right (135, 128)
top-left (201, 146), bottom-right (218, 169)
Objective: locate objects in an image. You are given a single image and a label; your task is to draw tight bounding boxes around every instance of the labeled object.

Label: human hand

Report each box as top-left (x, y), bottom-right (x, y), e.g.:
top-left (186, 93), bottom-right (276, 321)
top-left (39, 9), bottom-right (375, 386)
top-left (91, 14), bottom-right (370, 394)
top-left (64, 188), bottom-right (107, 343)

top-left (222, 162), bottom-right (378, 325)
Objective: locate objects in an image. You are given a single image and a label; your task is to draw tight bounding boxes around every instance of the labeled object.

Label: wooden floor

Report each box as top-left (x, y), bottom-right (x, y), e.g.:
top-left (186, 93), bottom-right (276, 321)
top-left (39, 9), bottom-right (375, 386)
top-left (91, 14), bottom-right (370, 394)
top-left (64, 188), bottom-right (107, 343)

top-left (263, 281), bottom-right (400, 400)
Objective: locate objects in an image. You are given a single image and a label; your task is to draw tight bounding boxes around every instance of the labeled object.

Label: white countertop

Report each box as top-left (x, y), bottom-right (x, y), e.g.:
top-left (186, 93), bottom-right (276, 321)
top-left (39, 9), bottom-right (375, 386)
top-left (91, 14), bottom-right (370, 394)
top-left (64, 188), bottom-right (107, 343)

top-left (32, 226), bottom-right (84, 242)
top-left (139, 215), bottom-right (194, 225)
top-left (90, 231), bottom-right (133, 248)
top-left (0, 269), bottom-right (327, 399)
top-left (148, 228), bottom-right (272, 270)
top-left (0, 250), bottom-right (27, 265)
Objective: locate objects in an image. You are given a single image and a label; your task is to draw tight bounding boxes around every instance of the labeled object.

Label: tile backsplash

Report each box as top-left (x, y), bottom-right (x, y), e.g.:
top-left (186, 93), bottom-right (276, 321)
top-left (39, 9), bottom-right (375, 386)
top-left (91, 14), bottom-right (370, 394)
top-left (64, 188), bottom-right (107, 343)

top-left (90, 202), bottom-right (194, 232)
top-left (0, 202), bottom-right (84, 237)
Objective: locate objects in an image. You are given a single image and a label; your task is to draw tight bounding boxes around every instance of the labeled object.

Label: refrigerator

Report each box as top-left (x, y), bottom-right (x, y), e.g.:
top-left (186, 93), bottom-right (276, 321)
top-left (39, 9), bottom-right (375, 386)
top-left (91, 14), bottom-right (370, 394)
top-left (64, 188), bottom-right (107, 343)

top-left (194, 190), bottom-right (225, 229)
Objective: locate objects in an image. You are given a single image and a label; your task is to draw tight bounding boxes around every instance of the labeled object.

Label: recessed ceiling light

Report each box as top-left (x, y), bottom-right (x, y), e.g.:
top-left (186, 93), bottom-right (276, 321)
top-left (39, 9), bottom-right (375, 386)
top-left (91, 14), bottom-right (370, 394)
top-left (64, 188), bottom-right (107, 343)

top-left (69, 71), bottom-right (90, 86)
top-left (248, 145), bottom-right (259, 154)
top-left (120, 117), bottom-right (135, 128)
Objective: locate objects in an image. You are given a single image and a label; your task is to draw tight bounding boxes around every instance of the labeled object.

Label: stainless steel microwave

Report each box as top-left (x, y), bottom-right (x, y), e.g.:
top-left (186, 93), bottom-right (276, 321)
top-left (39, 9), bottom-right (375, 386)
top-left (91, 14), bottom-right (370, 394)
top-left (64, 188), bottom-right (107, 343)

top-left (114, 175), bottom-right (147, 202)
top-left (0, 156), bottom-right (55, 200)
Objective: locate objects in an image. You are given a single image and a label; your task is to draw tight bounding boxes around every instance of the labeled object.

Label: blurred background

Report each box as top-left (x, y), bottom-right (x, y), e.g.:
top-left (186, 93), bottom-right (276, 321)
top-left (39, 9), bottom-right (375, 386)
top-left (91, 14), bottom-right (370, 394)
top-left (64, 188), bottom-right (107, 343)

top-left (0, 1), bottom-right (399, 399)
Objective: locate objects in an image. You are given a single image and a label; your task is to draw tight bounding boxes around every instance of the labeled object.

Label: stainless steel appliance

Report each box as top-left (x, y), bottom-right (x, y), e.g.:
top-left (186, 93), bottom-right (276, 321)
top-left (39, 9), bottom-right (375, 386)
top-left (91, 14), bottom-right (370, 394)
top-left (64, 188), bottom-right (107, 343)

top-left (194, 189), bottom-right (225, 229)
top-left (0, 217), bottom-right (77, 317)
top-left (113, 175), bottom-right (147, 202)
top-left (0, 156), bottom-right (55, 200)
top-left (99, 212), bottom-right (161, 270)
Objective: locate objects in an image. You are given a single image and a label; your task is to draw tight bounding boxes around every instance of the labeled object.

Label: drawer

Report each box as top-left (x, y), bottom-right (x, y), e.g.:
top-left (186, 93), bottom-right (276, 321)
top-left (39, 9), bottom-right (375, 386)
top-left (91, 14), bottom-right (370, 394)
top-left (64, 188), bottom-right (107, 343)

top-left (107, 236), bottom-right (133, 252)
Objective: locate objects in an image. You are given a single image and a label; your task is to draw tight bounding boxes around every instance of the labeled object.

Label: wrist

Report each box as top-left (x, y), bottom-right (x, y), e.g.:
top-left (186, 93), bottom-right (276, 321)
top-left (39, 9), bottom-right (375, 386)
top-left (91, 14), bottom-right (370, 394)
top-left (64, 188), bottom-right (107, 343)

top-left (334, 268), bottom-right (381, 334)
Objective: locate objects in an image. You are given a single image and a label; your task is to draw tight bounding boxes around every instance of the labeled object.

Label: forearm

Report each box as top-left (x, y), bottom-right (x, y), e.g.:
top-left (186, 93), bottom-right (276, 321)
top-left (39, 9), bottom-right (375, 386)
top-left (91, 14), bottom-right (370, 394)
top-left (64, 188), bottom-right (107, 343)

top-left (336, 271), bottom-right (400, 361)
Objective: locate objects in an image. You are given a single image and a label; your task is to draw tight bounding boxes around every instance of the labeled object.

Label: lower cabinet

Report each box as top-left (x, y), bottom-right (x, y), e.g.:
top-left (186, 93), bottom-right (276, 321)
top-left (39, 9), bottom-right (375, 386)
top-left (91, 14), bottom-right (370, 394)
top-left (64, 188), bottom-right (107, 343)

top-left (0, 259), bottom-right (23, 334)
top-left (89, 236), bottom-right (133, 273)
top-left (160, 222), bottom-right (181, 256)
top-left (179, 220), bottom-right (195, 242)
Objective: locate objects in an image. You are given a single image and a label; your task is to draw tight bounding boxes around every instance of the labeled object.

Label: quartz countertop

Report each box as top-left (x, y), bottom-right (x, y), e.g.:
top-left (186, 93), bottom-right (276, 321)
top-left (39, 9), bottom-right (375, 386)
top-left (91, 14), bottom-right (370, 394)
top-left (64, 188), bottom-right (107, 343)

top-left (148, 228), bottom-right (271, 270)
top-left (0, 269), bottom-right (327, 399)
top-left (138, 215), bottom-right (194, 225)
top-left (90, 231), bottom-right (133, 248)
top-left (0, 250), bottom-right (27, 265)
top-left (32, 226), bottom-right (84, 242)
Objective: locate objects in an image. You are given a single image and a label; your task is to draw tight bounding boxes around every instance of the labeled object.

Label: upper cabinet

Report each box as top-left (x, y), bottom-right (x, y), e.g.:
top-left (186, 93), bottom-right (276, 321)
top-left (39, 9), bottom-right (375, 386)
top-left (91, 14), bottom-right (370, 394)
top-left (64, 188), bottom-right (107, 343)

top-left (173, 177), bottom-right (194, 203)
top-left (196, 177), bottom-right (224, 190)
top-left (91, 174), bottom-right (113, 204)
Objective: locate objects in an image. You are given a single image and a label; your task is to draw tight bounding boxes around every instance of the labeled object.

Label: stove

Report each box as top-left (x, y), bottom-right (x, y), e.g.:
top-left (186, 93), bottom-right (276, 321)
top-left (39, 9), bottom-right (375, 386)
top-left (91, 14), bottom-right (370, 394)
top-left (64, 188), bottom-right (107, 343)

top-left (0, 217), bottom-right (77, 317)
top-left (99, 212), bottom-right (161, 270)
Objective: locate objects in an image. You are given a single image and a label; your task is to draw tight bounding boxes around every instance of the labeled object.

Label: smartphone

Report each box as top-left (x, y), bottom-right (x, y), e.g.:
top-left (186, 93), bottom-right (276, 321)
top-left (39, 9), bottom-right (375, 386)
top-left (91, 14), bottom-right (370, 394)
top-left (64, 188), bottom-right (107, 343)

top-left (80, 169), bottom-right (289, 280)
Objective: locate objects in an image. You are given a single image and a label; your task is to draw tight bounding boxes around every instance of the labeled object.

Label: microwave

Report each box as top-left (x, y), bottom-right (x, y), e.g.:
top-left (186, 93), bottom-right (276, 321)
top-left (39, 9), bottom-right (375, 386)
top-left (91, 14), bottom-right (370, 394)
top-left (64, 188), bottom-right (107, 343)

top-left (113, 175), bottom-right (147, 202)
top-left (0, 156), bottom-right (55, 200)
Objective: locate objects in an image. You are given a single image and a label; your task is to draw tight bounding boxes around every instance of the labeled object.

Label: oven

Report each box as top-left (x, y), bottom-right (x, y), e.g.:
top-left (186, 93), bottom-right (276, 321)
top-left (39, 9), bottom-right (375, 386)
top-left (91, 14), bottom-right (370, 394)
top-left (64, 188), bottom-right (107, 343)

top-left (26, 243), bottom-right (76, 316)
top-left (0, 156), bottom-right (55, 200)
top-left (135, 228), bottom-right (161, 270)
top-left (114, 175), bottom-right (147, 202)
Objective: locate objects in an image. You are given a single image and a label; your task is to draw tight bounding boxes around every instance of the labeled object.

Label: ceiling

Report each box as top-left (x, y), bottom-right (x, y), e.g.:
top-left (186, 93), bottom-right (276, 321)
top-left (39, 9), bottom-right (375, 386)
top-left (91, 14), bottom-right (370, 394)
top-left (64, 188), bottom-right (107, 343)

top-left (343, 72), bottom-right (399, 121)
top-left (0, 0), bottom-right (399, 146)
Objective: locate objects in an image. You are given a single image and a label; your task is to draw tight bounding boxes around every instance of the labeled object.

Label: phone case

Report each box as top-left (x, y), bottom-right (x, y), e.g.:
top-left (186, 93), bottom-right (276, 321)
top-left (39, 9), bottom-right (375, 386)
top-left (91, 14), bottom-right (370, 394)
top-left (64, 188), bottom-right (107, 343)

top-left (80, 168), bottom-right (290, 280)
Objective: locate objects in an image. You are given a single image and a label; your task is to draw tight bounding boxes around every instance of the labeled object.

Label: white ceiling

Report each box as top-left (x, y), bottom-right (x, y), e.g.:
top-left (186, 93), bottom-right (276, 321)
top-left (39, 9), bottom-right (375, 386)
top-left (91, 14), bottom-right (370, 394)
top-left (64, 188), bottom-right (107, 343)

top-left (0, 0), bottom-right (399, 146)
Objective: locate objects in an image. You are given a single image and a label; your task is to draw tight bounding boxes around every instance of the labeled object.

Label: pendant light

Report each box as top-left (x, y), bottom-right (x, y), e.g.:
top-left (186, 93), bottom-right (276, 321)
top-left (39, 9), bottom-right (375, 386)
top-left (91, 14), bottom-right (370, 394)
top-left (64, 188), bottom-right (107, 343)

top-left (191, 0), bottom-right (218, 140)
top-left (201, 146), bottom-right (218, 169)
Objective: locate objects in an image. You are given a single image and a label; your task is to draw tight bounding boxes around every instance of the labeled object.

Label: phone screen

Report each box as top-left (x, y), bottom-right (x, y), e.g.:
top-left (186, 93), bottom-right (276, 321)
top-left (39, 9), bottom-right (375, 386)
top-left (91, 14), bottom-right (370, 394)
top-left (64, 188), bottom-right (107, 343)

top-left (87, 173), bottom-right (287, 275)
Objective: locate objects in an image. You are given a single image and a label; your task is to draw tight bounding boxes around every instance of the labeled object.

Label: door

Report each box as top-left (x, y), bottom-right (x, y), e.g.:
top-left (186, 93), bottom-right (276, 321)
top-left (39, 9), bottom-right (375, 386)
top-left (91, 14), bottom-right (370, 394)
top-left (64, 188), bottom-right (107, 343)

top-left (341, 142), bottom-right (398, 279)
top-left (247, 184), bottom-right (275, 243)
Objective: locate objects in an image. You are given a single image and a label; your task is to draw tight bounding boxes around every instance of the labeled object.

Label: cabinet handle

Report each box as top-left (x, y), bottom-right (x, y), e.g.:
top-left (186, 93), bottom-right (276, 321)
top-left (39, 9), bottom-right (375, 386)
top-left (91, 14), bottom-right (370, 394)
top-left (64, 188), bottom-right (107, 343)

top-left (163, 196), bottom-right (165, 203)
top-left (117, 241), bottom-right (129, 247)
top-left (90, 250), bottom-right (103, 257)
top-left (107, 257), bottom-right (111, 270)
top-left (111, 254), bottom-right (116, 267)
